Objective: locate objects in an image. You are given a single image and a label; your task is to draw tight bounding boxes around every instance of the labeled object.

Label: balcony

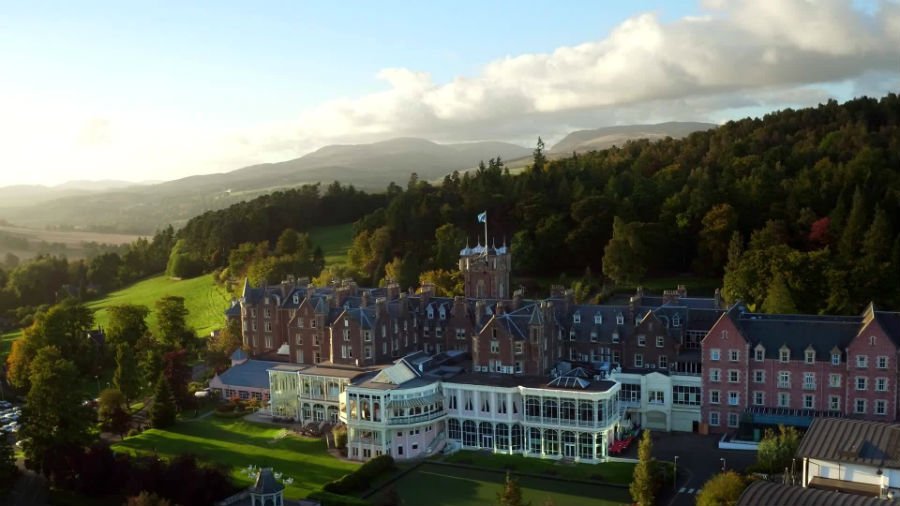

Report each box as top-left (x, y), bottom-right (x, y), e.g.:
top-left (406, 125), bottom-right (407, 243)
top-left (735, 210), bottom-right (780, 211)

top-left (777, 382), bottom-right (791, 389)
top-left (386, 411), bottom-right (446, 426)
top-left (803, 383), bottom-right (816, 391)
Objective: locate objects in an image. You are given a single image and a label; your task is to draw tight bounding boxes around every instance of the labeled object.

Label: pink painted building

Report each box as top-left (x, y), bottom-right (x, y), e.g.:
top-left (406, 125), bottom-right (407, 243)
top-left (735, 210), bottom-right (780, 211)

top-left (701, 303), bottom-right (900, 434)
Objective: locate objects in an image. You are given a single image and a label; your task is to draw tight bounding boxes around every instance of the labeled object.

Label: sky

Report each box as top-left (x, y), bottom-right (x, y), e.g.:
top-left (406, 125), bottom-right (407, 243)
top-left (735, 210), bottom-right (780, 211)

top-left (0, 0), bottom-right (898, 187)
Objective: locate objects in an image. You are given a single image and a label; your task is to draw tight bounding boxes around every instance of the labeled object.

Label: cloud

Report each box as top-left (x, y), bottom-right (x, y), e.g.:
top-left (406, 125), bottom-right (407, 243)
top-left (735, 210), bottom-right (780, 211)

top-left (2, 0), bottom-right (898, 185)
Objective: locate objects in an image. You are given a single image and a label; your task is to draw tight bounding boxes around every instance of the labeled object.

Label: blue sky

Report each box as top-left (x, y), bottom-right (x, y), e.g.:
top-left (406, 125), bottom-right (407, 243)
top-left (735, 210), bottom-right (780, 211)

top-left (0, 0), bottom-right (897, 185)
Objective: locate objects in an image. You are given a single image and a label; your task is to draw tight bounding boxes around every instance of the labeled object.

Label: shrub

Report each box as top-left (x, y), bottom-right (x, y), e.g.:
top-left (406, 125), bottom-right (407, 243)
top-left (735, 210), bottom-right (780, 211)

top-left (332, 426), bottom-right (348, 449)
top-left (322, 455), bottom-right (394, 495)
top-left (127, 428), bottom-right (141, 438)
top-left (306, 490), bottom-right (371, 506)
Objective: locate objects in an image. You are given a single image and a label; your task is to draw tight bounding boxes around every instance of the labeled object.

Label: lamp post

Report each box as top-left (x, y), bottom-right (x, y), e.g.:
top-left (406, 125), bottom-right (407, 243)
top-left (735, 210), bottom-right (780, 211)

top-left (673, 456), bottom-right (679, 490)
top-left (720, 457), bottom-right (726, 472)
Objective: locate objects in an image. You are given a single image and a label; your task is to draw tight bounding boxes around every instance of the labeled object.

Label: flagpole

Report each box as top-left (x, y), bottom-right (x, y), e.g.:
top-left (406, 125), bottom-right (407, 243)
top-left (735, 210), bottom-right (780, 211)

top-left (483, 213), bottom-right (488, 256)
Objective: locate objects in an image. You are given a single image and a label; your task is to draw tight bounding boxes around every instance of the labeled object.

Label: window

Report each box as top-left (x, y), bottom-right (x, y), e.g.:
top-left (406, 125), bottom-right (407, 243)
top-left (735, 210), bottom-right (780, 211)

top-left (673, 315), bottom-right (681, 327)
top-left (710, 390), bottom-right (720, 404)
top-left (710, 349), bottom-right (721, 361)
top-left (856, 377), bottom-right (867, 391)
top-left (709, 368), bottom-right (721, 382)
top-left (728, 370), bottom-right (740, 383)
top-left (515, 361), bottom-right (523, 373)
top-left (728, 391), bottom-right (739, 406)
top-left (753, 391), bottom-right (764, 406)
top-left (855, 398), bottom-right (867, 414)
top-left (264, 321), bottom-right (272, 332)
top-left (829, 395), bottom-right (840, 411)
top-left (857, 355), bottom-right (868, 368)
top-left (637, 335), bottom-right (646, 347)
top-left (803, 395), bottom-right (814, 409)
top-left (594, 313), bottom-right (603, 324)
top-left (876, 400), bottom-right (887, 416)
top-left (876, 378), bottom-right (888, 392)
top-left (364, 346), bottom-right (372, 359)
top-left (779, 348), bottom-right (790, 363)
top-left (514, 342), bottom-right (523, 355)
top-left (829, 374), bottom-right (841, 388)
top-left (659, 355), bottom-right (668, 369)
top-left (729, 350), bottom-right (739, 362)
top-left (649, 391), bottom-right (664, 404)
top-left (634, 354), bottom-right (644, 368)
top-left (778, 371), bottom-right (790, 388)
top-left (490, 340), bottom-right (499, 353)
top-left (805, 350), bottom-right (815, 364)
top-left (877, 356), bottom-right (888, 369)
top-left (296, 349), bottom-right (304, 363)
top-left (573, 312), bottom-right (581, 324)
top-left (728, 412), bottom-right (739, 428)
top-left (831, 353), bottom-right (840, 365)
top-left (754, 347), bottom-right (764, 361)
top-left (778, 392), bottom-right (790, 408)
top-left (616, 314), bottom-right (624, 325)
top-left (709, 412), bottom-right (720, 426)
top-left (364, 330), bottom-right (371, 342)
top-left (803, 373), bottom-right (815, 390)
top-left (870, 335), bottom-right (877, 346)
top-left (611, 333), bottom-right (619, 343)
top-left (621, 384), bottom-right (642, 403)
top-left (672, 386), bottom-right (701, 406)
top-left (754, 370), bottom-right (765, 383)
top-left (481, 396), bottom-right (490, 412)
top-left (656, 336), bottom-right (665, 348)
top-left (311, 318), bottom-right (317, 328)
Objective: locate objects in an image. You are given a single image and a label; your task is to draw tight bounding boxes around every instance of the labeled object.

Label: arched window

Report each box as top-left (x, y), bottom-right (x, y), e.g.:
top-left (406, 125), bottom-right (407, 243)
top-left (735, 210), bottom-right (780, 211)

top-left (327, 406), bottom-right (339, 422)
top-left (314, 404), bottom-right (325, 421)
top-left (479, 422), bottom-right (493, 449)
top-left (561, 431), bottom-right (576, 457)
top-left (560, 400), bottom-right (576, 423)
top-left (302, 403), bottom-right (312, 420)
top-left (543, 399), bottom-right (558, 422)
top-left (463, 420), bottom-right (477, 447)
top-left (526, 397), bottom-right (540, 417)
top-left (448, 419), bottom-right (461, 441)
top-left (529, 427), bottom-right (542, 453)
top-left (496, 423), bottom-right (510, 451)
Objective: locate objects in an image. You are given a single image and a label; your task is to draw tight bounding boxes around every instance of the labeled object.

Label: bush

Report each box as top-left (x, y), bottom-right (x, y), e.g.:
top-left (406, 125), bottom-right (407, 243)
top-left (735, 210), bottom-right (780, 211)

top-left (306, 490), bottom-right (371, 506)
top-left (332, 426), bottom-right (348, 449)
top-left (322, 455), bottom-right (394, 495)
top-left (127, 428), bottom-right (142, 438)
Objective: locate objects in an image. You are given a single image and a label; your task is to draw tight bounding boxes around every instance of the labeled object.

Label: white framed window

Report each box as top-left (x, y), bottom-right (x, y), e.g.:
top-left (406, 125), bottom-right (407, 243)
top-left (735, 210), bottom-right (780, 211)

top-left (649, 391), bottom-right (665, 404)
top-left (637, 335), bottom-right (646, 347)
top-left (728, 391), bottom-right (739, 406)
top-left (803, 395), bottom-right (814, 409)
top-left (778, 392), bottom-right (790, 408)
top-left (710, 349), bottom-right (721, 361)
top-left (659, 355), bottom-right (668, 369)
top-left (753, 391), bottom-right (764, 406)
top-left (856, 377), bottom-right (868, 391)
top-left (616, 314), bottom-right (624, 325)
top-left (729, 350), bottom-right (739, 362)
top-left (803, 373), bottom-right (815, 390)
top-left (876, 400), bottom-right (887, 416)
top-left (857, 355), bottom-right (868, 368)
top-left (634, 354), bottom-right (644, 368)
top-left (709, 368), bottom-right (721, 382)
top-left (709, 412), bottom-right (720, 426)
top-left (805, 350), bottom-right (815, 364)
top-left (754, 370), bottom-right (765, 383)
top-left (728, 370), bottom-right (740, 383)
top-left (778, 371), bottom-right (790, 388)
top-left (754, 347), bottom-right (765, 362)
top-left (876, 378), bottom-right (888, 392)
top-left (877, 356), bottom-right (888, 369)
top-left (855, 398), bottom-right (867, 414)
top-left (673, 315), bottom-right (680, 327)
top-left (611, 333), bottom-right (619, 343)
top-left (779, 348), bottom-right (790, 363)
top-left (710, 390), bottom-right (720, 404)
top-left (727, 412), bottom-right (739, 428)
top-left (829, 374), bottom-right (841, 387)
top-left (514, 342), bottom-right (523, 355)
top-left (364, 330), bottom-right (371, 342)
top-left (831, 353), bottom-right (840, 365)
top-left (829, 395), bottom-right (840, 411)
top-left (490, 340), bottom-right (499, 353)
top-left (656, 336), bottom-right (665, 348)
top-left (594, 313), bottom-right (602, 325)
top-left (573, 312), bottom-right (581, 324)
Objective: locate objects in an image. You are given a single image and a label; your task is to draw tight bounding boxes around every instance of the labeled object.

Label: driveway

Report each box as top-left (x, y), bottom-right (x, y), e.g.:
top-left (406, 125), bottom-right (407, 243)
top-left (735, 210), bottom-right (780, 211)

top-left (622, 431), bottom-right (758, 506)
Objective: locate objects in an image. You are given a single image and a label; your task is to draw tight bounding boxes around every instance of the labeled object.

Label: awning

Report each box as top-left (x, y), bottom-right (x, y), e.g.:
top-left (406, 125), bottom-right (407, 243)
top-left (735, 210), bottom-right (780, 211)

top-left (808, 476), bottom-right (882, 497)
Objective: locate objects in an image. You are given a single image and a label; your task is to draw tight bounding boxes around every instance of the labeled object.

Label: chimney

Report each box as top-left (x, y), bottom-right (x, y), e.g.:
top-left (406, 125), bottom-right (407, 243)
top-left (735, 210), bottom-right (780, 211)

top-left (361, 291), bottom-right (370, 308)
top-left (475, 299), bottom-right (486, 328)
top-left (399, 292), bottom-right (409, 312)
top-left (512, 289), bottom-right (523, 310)
top-left (662, 289), bottom-right (678, 305)
top-left (629, 296), bottom-right (638, 314)
top-left (375, 296), bottom-right (386, 318)
top-left (280, 280), bottom-right (290, 299)
top-left (714, 288), bottom-right (723, 309)
top-left (453, 296), bottom-right (466, 318)
top-left (386, 281), bottom-right (400, 301)
top-left (677, 284), bottom-right (687, 299)
top-left (346, 280), bottom-right (359, 296)
top-left (564, 289), bottom-right (575, 315)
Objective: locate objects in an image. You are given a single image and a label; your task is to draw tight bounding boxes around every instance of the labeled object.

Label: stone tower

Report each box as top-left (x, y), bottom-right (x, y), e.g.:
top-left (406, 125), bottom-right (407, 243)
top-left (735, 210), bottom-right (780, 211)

top-left (459, 241), bottom-right (510, 299)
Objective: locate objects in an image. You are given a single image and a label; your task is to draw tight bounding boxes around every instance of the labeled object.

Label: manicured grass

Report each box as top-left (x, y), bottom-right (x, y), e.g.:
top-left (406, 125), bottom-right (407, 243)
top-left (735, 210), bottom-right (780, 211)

top-left (443, 450), bottom-right (635, 484)
top-left (85, 273), bottom-right (231, 337)
top-left (308, 223), bottom-right (353, 267)
top-left (384, 463), bottom-right (631, 506)
top-left (112, 417), bottom-right (358, 499)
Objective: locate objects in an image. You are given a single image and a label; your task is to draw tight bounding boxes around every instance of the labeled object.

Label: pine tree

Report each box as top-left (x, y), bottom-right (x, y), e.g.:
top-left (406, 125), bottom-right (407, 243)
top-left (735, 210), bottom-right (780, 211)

top-left (150, 374), bottom-right (176, 429)
top-left (861, 206), bottom-right (892, 262)
top-left (497, 472), bottom-right (530, 506)
top-left (762, 272), bottom-right (798, 314)
top-left (838, 186), bottom-right (867, 260)
top-left (114, 344), bottom-right (141, 403)
top-left (532, 137), bottom-right (546, 172)
top-left (630, 430), bottom-right (656, 506)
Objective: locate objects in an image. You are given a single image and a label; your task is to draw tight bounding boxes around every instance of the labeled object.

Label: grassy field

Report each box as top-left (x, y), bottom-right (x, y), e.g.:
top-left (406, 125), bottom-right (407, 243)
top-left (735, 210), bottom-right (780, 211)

top-left (383, 463), bottom-right (631, 506)
top-left (443, 450), bottom-right (635, 484)
top-left (0, 223), bottom-right (141, 261)
top-left (112, 417), bottom-right (358, 500)
top-left (309, 223), bottom-right (353, 267)
top-left (85, 273), bottom-right (231, 337)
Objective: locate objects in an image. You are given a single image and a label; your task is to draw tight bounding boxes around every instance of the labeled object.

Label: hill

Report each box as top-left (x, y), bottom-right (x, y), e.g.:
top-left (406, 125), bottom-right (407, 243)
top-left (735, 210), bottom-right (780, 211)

top-left (548, 122), bottom-right (716, 154)
top-left (0, 223), bottom-right (142, 261)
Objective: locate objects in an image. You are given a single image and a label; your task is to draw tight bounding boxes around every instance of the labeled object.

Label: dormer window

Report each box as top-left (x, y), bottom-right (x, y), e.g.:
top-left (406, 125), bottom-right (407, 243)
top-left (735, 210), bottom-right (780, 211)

top-left (805, 349), bottom-right (815, 364)
top-left (293, 294), bottom-right (299, 304)
top-left (427, 308), bottom-right (434, 320)
top-left (831, 352), bottom-right (840, 365)
top-left (344, 318), bottom-right (349, 327)
top-left (573, 312), bottom-right (581, 324)
top-left (754, 345), bottom-right (764, 362)
top-left (594, 313), bottom-right (602, 325)
top-left (439, 308), bottom-right (446, 320)
top-left (616, 314), bottom-right (624, 325)
top-left (673, 315), bottom-right (681, 327)
top-left (779, 347), bottom-right (790, 363)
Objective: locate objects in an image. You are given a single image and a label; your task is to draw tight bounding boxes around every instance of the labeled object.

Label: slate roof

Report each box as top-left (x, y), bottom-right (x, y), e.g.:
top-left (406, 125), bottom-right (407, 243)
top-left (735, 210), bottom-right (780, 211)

top-left (735, 313), bottom-right (862, 361)
top-left (230, 348), bottom-right (248, 361)
top-left (215, 359), bottom-right (283, 390)
top-left (875, 311), bottom-right (900, 348)
top-left (737, 481), bottom-right (900, 506)
top-left (225, 301), bottom-right (241, 317)
top-left (797, 417), bottom-right (900, 468)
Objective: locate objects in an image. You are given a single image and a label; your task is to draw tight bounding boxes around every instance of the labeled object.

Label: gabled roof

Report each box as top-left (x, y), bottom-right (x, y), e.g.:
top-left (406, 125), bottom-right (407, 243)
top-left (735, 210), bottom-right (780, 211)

top-left (737, 481), bottom-right (899, 506)
top-left (797, 417), bottom-right (900, 469)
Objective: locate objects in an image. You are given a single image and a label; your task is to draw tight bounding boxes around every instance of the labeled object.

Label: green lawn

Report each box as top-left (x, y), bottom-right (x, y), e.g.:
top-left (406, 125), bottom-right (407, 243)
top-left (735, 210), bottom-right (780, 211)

top-left (383, 463), bottom-right (631, 506)
top-left (309, 223), bottom-right (353, 267)
top-left (86, 273), bottom-right (231, 338)
top-left (443, 450), bottom-right (635, 484)
top-left (112, 417), bottom-right (358, 500)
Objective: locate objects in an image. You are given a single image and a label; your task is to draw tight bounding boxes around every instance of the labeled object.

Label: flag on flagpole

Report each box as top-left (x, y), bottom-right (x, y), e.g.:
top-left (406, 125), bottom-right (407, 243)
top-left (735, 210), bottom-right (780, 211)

top-left (477, 211), bottom-right (487, 223)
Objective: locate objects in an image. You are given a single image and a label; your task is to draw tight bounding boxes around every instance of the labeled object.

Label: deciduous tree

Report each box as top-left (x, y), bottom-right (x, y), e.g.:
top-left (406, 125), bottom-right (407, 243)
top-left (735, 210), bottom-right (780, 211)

top-left (98, 388), bottom-right (131, 438)
top-left (106, 304), bottom-right (150, 349)
top-left (696, 471), bottom-right (746, 506)
top-left (155, 296), bottom-right (192, 349)
top-left (757, 425), bottom-right (800, 474)
top-left (497, 471), bottom-right (530, 506)
top-left (630, 430), bottom-right (656, 506)
top-left (150, 374), bottom-right (176, 429)
top-left (114, 344), bottom-right (141, 402)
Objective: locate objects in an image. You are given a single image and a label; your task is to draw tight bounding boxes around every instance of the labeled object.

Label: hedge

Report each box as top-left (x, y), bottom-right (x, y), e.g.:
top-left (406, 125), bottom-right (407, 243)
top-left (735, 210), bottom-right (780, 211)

top-left (306, 490), bottom-right (371, 506)
top-left (322, 455), bottom-right (394, 495)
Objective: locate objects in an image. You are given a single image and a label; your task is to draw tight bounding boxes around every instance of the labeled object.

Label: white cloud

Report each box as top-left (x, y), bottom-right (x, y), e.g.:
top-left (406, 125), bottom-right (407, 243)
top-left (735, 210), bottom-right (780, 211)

top-left (1, 0), bottom-right (897, 186)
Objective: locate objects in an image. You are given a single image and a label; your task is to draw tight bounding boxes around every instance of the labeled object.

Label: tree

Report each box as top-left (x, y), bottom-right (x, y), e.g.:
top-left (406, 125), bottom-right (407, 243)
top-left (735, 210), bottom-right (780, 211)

top-left (497, 471), bottom-right (530, 506)
top-left (696, 203), bottom-right (738, 274)
top-left (861, 207), bottom-right (893, 263)
top-left (696, 471), bottom-right (747, 506)
top-left (432, 223), bottom-right (466, 270)
top-left (126, 492), bottom-right (173, 506)
top-left (761, 272), bottom-right (798, 314)
top-left (165, 239), bottom-right (203, 279)
top-left (155, 296), bottom-right (192, 349)
top-left (106, 304), bottom-right (150, 349)
top-left (757, 425), bottom-right (800, 474)
top-left (97, 388), bottom-right (131, 438)
top-left (602, 218), bottom-right (649, 285)
top-left (6, 338), bottom-right (33, 390)
top-left (384, 253), bottom-right (420, 291)
top-left (418, 269), bottom-right (463, 296)
top-left (150, 374), bottom-right (176, 429)
top-left (532, 137), bottom-right (546, 172)
top-left (630, 430), bottom-right (656, 506)
top-left (114, 344), bottom-right (141, 403)
top-left (206, 319), bottom-right (243, 372)
top-left (162, 349), bottom-right (192, 410)
top-left (838, 186), bottom-right (867, 261)
top-left (20, 346), bottom-right (92, 473)
top-left (0, 429), bottom-right (18, 490)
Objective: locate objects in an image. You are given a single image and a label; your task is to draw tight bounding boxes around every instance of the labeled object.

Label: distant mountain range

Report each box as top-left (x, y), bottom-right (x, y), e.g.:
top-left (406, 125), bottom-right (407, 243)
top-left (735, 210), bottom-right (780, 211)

top-left (0, 123), bottom-right (716, 233)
